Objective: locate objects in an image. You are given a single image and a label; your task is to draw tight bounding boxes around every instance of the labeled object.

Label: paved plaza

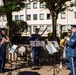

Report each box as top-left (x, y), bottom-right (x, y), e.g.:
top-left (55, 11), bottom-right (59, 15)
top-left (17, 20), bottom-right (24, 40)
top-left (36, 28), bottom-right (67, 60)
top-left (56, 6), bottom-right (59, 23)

top-left (0, 60), bottom-right (70, 75)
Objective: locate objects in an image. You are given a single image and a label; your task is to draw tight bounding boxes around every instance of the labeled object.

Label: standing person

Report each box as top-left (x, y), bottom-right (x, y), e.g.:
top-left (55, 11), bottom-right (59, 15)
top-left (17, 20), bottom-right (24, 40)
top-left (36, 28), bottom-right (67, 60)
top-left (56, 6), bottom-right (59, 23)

top-left (1, 30), bottom-right (10, 72)
top-left (66, 25), bottom-right (76, 75)
top-left (28, 28), bottom-right (41, 67)
top-left (0, 29), bottom-right (7, 73)
top-left (65, 29), bottom-right (72, 69)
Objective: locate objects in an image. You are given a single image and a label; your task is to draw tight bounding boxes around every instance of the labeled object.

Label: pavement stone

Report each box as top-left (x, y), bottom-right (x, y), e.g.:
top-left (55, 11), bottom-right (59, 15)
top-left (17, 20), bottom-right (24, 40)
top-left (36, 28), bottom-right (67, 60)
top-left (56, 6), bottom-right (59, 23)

top-left (0, 61), bottom-right (70, 75)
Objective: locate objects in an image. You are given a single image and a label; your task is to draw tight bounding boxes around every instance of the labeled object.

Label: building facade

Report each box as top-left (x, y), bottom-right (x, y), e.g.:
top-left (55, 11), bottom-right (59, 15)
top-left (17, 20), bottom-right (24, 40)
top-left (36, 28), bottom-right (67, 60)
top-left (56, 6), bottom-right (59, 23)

top-left (0, 0), bottom-right (76, 37)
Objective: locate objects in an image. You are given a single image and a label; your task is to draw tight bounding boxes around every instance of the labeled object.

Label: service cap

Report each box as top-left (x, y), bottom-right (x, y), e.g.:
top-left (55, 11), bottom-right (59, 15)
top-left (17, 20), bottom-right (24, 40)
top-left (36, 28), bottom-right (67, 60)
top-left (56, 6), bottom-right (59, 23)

top-left (71, 24), bottom-right (76, 28)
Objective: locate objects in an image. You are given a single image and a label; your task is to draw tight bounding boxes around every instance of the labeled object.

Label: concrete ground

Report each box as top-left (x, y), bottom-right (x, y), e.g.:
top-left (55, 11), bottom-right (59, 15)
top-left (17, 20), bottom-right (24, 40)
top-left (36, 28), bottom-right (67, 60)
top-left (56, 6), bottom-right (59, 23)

top-left (0, 60), bottom-right (70, 75)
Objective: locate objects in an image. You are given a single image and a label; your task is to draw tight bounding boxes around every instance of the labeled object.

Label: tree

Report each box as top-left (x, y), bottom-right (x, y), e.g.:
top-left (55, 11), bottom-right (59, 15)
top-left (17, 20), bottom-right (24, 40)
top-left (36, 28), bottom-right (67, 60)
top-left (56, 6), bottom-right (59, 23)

top-left (29, 0), bottom-right (74, 40)
top-left (12, 20), bottom-right (28, 44)
top-left (0, 0), bottom-right (26, 42)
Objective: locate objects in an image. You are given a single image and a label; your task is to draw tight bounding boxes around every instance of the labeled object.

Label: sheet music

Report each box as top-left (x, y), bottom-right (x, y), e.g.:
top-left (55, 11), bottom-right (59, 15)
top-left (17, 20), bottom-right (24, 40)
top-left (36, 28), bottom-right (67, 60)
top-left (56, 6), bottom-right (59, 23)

top-left (52, 41), bottom-right (59, 48)
top-left (30, 41), bottom-right (45, 47)
top-left (36, 41), bottom-right (41, 47)
top-left (46, 41), bottom-right (58, 54)
top-left (9, 44), bottom-right (18, 54)
top-left (41, 41), bottom-right (45, 47)
top-left (30, 41), bottom-right (35, 47)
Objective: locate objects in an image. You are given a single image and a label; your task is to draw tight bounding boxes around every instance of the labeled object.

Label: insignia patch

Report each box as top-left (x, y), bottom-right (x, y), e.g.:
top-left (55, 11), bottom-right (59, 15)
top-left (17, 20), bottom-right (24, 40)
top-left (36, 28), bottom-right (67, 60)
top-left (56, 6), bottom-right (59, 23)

top-left (71, 39), bottom-right (75, 42)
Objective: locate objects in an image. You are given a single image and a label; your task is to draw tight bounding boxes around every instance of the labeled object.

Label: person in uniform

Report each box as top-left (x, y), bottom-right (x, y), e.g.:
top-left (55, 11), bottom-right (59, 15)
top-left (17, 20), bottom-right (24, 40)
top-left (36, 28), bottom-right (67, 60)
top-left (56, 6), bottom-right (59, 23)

top-left (28, 28), bottom-right (41, 67)
top-left (66, 25), bottom-right (76, 75)
top-left (65, 29), bottom-right (72, 69)
top-left (0, 29), bottom-right (7, 73)
top-left (1, 30), bottom-right (10, 72)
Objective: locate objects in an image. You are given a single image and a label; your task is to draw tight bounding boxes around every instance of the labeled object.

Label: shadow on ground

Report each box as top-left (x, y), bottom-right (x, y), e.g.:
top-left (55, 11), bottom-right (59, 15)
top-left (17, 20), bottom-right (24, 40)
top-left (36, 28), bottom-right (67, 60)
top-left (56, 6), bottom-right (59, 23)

top-left (18, 71), bottom-right (40, 75)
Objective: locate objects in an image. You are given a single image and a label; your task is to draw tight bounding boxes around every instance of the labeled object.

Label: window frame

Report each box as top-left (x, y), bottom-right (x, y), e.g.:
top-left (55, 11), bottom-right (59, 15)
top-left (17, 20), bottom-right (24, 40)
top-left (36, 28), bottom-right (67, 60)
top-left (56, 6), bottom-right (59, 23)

top-left (40, 14), bottom-right (44, 20)
top-left (33, 3), bottom-right (37, 9)
top-left (27, 14), bottom-right (31, 20)
top-left (33, 14), bottom-right (37, 20)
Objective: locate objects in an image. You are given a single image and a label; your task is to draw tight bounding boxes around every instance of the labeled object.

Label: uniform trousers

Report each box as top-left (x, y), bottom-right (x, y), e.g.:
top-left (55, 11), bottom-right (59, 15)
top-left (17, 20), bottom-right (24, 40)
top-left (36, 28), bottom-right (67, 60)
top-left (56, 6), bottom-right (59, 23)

top-left (0, 44), bottom-right (6, 72)
top-left (69, 57), bottom-right (76, 75)
top-left (66, 51), bottom-right (71, 69)
top-left (32, 48), bottom-right (40, 66)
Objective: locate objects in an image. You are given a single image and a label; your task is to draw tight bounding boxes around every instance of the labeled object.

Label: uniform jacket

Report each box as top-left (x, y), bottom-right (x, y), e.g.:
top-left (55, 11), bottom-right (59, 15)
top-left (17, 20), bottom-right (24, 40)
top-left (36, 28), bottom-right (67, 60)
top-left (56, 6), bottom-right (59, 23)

top-left (67, 32), bottom-right (76, 57)
top-left (28, 34), bottom-right (41, 50)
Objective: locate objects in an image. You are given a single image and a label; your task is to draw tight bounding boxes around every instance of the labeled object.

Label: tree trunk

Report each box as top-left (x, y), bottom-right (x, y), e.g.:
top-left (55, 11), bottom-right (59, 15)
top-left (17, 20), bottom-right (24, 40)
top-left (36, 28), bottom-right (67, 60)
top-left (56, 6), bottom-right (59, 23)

top-left (3, 0), bottom-right (13, 43)
top-left (7, 12), bottom-right (13, 43)
top-left (52, 11), bottom-right (58, 40)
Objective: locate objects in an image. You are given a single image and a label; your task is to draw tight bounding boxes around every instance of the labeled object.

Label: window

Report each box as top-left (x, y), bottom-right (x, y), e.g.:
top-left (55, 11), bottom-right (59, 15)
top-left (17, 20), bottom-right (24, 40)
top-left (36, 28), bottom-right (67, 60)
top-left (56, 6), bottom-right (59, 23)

top-left (33, 14), bottom-right (37, 20)
top-left (33, 3), bottom-right (37, 9)
top-left (40, 25), bottom-right (44, 31)
top-left (40, 14), bottom-right (44, 20)
top-left (27, 3), bottom-right (31, 9)
top-left (74, 12), bottom-right (76, 18)
top-left (47, 25), bottom-right (51, 31)
top-left (61, 12), bottom-right (66, 19)
top-left (33, 26), bottom-right (37, 31)
top-left (20, 15), bottom-right (24, 20)
top-left (27, 14), bottom-right (31, 20)
top-left (61, 25), bottom-right (66, 31)
top-left (40, 2), bottom-right (44, 8)
top-left (15, 15), bottom-right (19, 20)
top-left (47, 14), bottom-right (51, 19)
top-left (3, 16), bottom-right (7, 21)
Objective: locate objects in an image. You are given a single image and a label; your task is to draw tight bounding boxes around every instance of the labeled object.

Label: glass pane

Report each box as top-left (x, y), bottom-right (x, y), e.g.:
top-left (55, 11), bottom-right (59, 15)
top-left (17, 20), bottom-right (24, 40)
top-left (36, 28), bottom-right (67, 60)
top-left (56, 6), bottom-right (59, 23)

top-left (33, 3), bottom-right (37, 9)
top-left (27, 15), bottom-right (31, 20)
top-left (27, 3), bottom-right (31, 9)
top-left (20, 15), bottom-right (24, 20)
top-left (33, 14), bottom-right (37, 20)
top-left (40, 14), bottom-right (44, 20)
top-left (15, 15), bottom-right (18, 20)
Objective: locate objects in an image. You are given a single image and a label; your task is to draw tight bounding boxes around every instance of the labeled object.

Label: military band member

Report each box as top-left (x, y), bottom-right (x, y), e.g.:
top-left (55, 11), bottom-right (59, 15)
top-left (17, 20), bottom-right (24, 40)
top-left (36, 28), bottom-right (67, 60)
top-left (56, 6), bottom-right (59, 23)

top-left (66, 25), bottom-right (76, 75)
top-left (28, 28), bottom-right (41, 67)
top-left (65, 29), bottom-right (72, 69)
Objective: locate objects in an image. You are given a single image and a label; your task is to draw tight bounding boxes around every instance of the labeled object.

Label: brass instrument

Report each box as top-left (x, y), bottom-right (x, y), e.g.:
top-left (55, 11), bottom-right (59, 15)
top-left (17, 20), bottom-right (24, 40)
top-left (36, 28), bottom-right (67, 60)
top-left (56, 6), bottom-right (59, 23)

top-left (60, 39), bottom-right (66, 47)
top-left (60, 35), bottom-right (70, 47)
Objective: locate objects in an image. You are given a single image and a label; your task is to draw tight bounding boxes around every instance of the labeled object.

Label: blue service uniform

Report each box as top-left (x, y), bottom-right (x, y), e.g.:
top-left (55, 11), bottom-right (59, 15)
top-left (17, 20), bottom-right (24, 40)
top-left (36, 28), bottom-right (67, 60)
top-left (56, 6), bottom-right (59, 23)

top-left (66, 35), bottom-right (71, 69)
top-left (28, 34), bottom-right (41, 66)
top-left (1, 34), bottom-right (7, 71)
top-left (67, 32), bottom-right (76, 75)
top-left (0, 35), bottom-right (6, 72)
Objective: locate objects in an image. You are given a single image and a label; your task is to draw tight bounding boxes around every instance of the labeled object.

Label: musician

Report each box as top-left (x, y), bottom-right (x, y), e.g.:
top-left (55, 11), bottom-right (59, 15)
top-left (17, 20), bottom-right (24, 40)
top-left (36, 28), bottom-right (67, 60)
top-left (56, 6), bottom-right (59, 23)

top-left (1, 30), bottom-right (10, 72)
top-left (0, 29), bottom-right (8, 73)
top-left (66, 25), bottom-right (76, 75)
top-left (28, 28), bottom-right (41, 66)
top-left (65, 29), bottom-right (72, 70)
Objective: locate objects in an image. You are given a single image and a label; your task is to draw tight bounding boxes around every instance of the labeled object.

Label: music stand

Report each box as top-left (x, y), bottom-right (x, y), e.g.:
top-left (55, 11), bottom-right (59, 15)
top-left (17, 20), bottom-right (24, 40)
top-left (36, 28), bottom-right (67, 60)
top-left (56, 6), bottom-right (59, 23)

top-left (30, 41), bottom-right (45, 67)
top-left (46, 41), bottom-right (61, 75)
top-left (8, 44), bottom-right (18, 75)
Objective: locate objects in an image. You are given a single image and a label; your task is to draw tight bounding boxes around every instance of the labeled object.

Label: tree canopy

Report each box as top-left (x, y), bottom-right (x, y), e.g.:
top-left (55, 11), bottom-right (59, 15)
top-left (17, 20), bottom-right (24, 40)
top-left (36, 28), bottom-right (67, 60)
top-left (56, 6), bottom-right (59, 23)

top-left (0, 0), bottom-right (27, 42)
top-left (0, 0), bottom-right (26, 15)
top-left (29, 0), bottom-right (74, 40)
